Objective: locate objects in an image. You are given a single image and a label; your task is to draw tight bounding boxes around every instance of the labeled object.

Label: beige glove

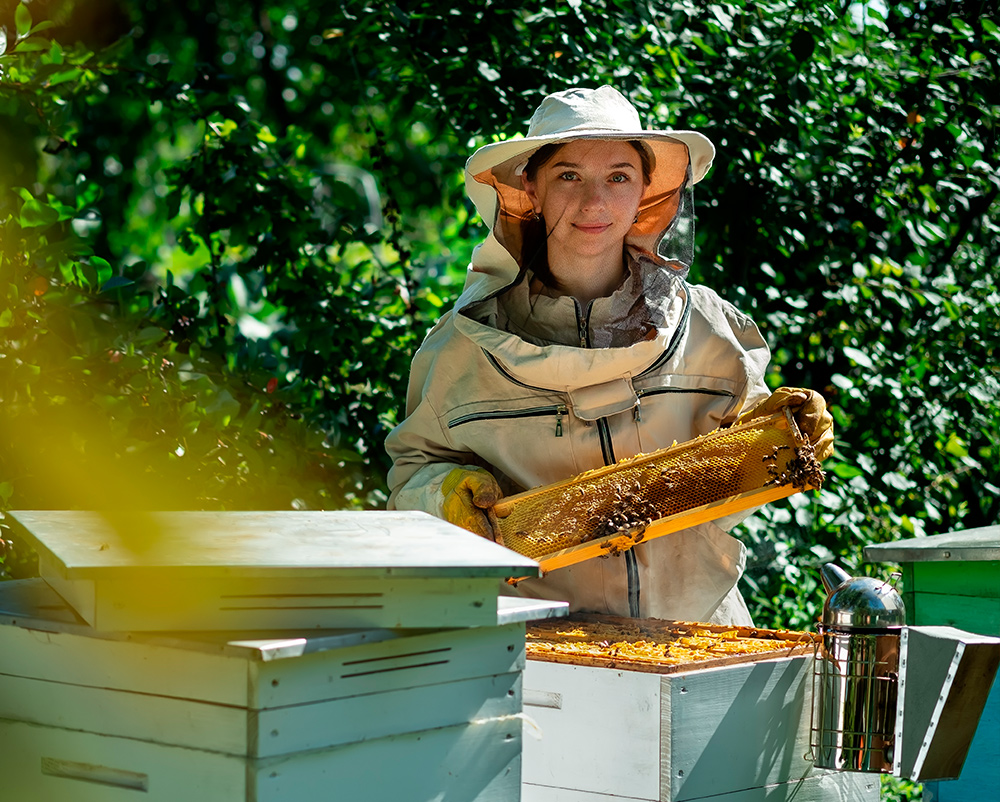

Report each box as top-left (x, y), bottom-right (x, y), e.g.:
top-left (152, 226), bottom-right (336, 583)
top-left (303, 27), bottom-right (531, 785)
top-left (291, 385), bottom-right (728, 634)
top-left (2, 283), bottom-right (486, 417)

top-left (739, 387), bottom-right (834, 461)
top-left (441, 467), bottom-right (502, 540)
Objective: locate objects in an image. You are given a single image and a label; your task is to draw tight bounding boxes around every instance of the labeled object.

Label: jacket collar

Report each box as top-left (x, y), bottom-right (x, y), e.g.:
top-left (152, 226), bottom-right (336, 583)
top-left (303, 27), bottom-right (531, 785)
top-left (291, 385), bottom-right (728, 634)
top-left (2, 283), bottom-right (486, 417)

top-left (453, 257), bottom-right (689, 394)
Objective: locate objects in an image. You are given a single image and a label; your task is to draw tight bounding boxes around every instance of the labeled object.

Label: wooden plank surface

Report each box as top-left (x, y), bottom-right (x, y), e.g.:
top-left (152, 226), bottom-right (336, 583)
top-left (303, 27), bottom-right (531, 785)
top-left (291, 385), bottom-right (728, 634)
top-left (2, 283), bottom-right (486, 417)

top-left (523, 771), bottom-right (879, 801)
top-left (0, 669), bottom-right (521, 757)
top-left (81, 574), bottom-right (500, 631)
top-left (902, 628), bottom-right (1000, 782)
top-left (0, 578), bottom-right (563, 659)
top-left (910, 560), bottom-right (1000, 599)
top-left (521, 656), bottom-right (878, 801)
top-left (251, 621), bottom-right (524, 707)
top-left (0, 616), bottom-right (251, 706)
top-left (0, 672), bottom-right (251, 754)
top-left (661, 658), bottom-right (819, 801)
top-left (0, 596), bottom-right (525, 709)
top-left (0, 715), bottom-right (523, 802)
top-left (253, 716), bottom-right (522, 802)
top-left (252, 671), bottom-right (521, 757)
top-left (522, 660), bottom-right (663, 799)
top-left (926, 673), bottom-right (1000, 801)
top-left (864, 525), bottom-right (1000, 563)
top-left (911, 593), bottom-right (1000, 636)
top-left (7, 509), bottom-right (538, 579)
top-left (0, 717), bottom-right (246, 801)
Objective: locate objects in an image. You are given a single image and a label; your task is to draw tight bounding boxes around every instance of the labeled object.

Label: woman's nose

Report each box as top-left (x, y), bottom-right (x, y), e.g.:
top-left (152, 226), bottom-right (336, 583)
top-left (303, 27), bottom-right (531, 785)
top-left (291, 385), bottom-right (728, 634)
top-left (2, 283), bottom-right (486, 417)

top-left (580, 182), bottom-right (608, 211)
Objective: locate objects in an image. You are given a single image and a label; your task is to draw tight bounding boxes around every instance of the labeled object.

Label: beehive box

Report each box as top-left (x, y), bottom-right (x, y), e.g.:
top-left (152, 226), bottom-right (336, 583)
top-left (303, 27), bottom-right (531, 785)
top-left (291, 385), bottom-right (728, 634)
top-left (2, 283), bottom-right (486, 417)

top-left (6, 509), bottom-right (540, 631)
top-left (866, 527), bottom-right (1000, 802)
top-left (0, 579), bottom-right (566, 801)
top-left (520, 616), bottom-right (879, 801)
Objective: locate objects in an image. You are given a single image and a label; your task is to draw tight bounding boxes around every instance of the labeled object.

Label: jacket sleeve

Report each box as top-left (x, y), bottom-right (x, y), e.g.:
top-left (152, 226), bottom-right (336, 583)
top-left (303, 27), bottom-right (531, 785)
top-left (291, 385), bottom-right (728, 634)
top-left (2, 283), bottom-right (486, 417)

top-left (722, 298), bottom-right (772, 422)
top-left (385, 397), bottom-right (482, 514)
top-left (385, 313), bottom-right (482, 513)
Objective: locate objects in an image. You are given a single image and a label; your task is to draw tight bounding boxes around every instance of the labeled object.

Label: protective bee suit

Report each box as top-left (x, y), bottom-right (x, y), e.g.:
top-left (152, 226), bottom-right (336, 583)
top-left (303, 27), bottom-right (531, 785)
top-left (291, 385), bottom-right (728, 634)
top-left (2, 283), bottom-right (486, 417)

top-left (385, 87), bottom-right (772, 625)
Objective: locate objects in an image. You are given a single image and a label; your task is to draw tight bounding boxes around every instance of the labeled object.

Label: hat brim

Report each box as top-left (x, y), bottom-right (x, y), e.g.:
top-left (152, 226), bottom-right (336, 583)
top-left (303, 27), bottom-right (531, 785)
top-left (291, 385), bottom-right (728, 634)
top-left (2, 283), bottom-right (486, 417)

top-left (467, 128), bottom-right (716, 188)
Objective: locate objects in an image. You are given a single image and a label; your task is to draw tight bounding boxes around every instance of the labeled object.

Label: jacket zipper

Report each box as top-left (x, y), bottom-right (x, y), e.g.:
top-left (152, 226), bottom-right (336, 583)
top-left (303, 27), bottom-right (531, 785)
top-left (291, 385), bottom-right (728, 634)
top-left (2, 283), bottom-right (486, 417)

top-left (576, 299), bottom-right (638, 615)
top-left (448, 404), bottom-right (568, 437)
top-left (635, 386), bottom-right (734, 402)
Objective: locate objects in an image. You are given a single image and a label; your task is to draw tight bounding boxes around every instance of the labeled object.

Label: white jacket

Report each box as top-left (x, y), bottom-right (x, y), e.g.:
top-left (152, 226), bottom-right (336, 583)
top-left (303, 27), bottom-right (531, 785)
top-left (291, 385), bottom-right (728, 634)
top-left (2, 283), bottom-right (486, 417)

top-left (385, 121), bottom-right (771, 625)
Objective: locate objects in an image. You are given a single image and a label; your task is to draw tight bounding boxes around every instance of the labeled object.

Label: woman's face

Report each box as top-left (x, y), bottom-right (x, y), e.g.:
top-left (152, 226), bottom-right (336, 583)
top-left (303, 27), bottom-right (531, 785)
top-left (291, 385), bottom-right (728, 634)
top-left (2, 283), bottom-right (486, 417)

top-left (521, 139), bottom-right (646, 265)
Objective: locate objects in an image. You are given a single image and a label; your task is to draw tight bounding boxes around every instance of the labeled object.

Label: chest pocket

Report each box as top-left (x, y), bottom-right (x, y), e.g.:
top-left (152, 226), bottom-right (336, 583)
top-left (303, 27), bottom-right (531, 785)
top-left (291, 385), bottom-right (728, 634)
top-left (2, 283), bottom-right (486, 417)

top-left (566, 378), bottom-right (639, 422)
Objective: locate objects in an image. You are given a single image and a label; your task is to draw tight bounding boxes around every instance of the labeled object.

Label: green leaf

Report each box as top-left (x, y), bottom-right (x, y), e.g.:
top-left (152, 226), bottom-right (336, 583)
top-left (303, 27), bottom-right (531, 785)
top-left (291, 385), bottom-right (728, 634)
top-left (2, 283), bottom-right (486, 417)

top-left (207, 389), bottom-right (241, 426)
top-left (90, 256), bottom-right (113, 286)
top-left (15, 36), bottom-right (49, 52)
top-left (30, 19), bottom-right (57, 35)
top-left (831, 463), bottom-right (864, 480)
top-left (100, 276), bottom-right (135, 292)
top-left (943, 432), bottom-right (969, 459)
top-left (46, 68), bottom-right (84, 87)
top-left (15, 4), bottom-right (31, 38)
top-left (477, 61), bottom-right (501, 81)
top-left (133, 326), bottom-right (166, 345)
top-left (19, 198), bottom-right (60, 228)
top-left (842, 346), bottom-right (875, 369)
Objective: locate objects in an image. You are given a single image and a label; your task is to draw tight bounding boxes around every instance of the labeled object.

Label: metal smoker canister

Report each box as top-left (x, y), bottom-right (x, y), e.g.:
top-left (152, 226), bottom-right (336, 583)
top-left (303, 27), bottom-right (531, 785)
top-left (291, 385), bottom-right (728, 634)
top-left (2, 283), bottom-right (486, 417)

top-left (813, 563), bottom-right (906, 773)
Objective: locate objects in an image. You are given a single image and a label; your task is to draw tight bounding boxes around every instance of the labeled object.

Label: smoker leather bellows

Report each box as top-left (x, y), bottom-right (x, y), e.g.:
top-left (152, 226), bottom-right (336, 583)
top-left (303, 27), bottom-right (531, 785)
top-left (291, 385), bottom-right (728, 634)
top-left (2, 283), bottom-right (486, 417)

top-left (491, 408), bottom-right (823, 576)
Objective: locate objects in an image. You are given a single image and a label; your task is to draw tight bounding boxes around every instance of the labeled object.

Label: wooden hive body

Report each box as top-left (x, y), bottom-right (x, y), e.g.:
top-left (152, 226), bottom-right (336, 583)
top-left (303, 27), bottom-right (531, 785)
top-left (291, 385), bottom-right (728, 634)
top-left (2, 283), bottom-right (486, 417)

top-left (520, 615), bottom-right (879, 802)
top-left (0, 579), bottom-right (566, 801)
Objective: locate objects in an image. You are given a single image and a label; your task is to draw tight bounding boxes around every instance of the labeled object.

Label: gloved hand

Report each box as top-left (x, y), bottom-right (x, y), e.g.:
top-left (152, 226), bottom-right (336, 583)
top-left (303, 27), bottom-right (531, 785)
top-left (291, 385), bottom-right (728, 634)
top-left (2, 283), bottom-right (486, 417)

top-left (739, 387), bottom-right (834, 461)
top-left (441, 467), bottom-right (502, 540)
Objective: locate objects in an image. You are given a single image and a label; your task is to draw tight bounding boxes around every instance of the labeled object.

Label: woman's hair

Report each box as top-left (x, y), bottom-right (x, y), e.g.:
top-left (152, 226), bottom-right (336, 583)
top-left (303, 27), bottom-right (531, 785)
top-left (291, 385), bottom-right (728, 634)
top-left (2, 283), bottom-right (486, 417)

top-left (520, 140), bottom-right (652, 285)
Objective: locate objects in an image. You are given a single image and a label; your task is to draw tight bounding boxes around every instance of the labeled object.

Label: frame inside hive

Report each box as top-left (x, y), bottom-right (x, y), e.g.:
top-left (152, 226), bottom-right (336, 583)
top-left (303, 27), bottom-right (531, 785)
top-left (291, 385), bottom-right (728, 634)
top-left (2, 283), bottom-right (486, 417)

top-left (492, 408), bottom-right (823, 578)
top-left (525, 613), bottom-right (820, 674)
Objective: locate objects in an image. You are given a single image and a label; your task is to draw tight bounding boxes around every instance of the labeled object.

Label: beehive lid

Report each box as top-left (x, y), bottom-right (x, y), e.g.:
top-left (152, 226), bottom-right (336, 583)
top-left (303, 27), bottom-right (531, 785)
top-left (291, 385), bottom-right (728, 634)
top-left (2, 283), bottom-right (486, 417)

top-left (8, 510), bottom-right (539, 580)
top-left (6, 510), bottom-right (541, 632)
top-left (864, 526), bottom-right (1000, 564)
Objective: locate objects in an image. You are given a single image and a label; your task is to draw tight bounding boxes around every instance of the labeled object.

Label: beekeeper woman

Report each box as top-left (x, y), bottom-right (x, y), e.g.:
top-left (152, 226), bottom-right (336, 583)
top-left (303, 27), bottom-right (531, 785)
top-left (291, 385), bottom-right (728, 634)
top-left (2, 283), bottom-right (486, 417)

top-left (385, 86), bottom-right (832, 625)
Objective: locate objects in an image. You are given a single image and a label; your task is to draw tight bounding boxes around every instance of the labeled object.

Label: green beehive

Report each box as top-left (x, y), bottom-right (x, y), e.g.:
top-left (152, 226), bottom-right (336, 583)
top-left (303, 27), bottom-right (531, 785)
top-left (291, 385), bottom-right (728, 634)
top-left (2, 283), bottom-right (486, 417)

top-left (865, 525), bottom-right (1000, 802)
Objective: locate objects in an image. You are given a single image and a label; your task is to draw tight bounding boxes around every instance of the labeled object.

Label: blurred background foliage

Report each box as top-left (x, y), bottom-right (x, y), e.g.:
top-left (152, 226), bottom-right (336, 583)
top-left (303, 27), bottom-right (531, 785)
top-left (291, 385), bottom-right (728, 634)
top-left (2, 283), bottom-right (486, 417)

top-left (1, 0), bottom-right (997, 642)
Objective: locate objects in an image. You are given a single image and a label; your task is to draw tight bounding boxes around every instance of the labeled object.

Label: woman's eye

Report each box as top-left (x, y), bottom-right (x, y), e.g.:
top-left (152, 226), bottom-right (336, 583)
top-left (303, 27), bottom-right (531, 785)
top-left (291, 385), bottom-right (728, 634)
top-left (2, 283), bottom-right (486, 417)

top-left (558, 172), bottom-right (578, 181)
top-left (610, 173), bottom-right (629, 183)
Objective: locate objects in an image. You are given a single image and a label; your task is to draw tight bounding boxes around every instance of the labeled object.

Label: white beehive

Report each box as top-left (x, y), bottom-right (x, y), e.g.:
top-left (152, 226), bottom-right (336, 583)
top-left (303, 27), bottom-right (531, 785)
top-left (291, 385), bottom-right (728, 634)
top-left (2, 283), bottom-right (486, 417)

top-left (0, 578), bottom-right (566, 801)
top-left (520, 622), bottom-right (881, 802)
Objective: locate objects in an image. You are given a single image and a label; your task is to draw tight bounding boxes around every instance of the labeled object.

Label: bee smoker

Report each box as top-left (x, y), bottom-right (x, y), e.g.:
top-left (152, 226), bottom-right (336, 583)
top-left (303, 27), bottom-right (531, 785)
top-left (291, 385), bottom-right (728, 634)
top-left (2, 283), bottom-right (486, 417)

top-left (812, 563), bottom-right (905, 773)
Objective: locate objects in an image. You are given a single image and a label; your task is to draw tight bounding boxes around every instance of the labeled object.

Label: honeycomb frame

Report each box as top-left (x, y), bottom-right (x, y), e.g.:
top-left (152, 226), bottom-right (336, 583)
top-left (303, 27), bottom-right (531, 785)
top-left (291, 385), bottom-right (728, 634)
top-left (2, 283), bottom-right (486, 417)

top-left (492, 408), bottom-right (823, 577)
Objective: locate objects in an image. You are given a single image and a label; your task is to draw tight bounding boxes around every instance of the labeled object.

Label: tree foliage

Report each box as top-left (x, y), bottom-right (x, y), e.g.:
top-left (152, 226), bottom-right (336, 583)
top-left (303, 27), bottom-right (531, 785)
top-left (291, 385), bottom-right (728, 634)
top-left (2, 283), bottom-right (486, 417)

top-left (1, 0), bottom-right (998, 642)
